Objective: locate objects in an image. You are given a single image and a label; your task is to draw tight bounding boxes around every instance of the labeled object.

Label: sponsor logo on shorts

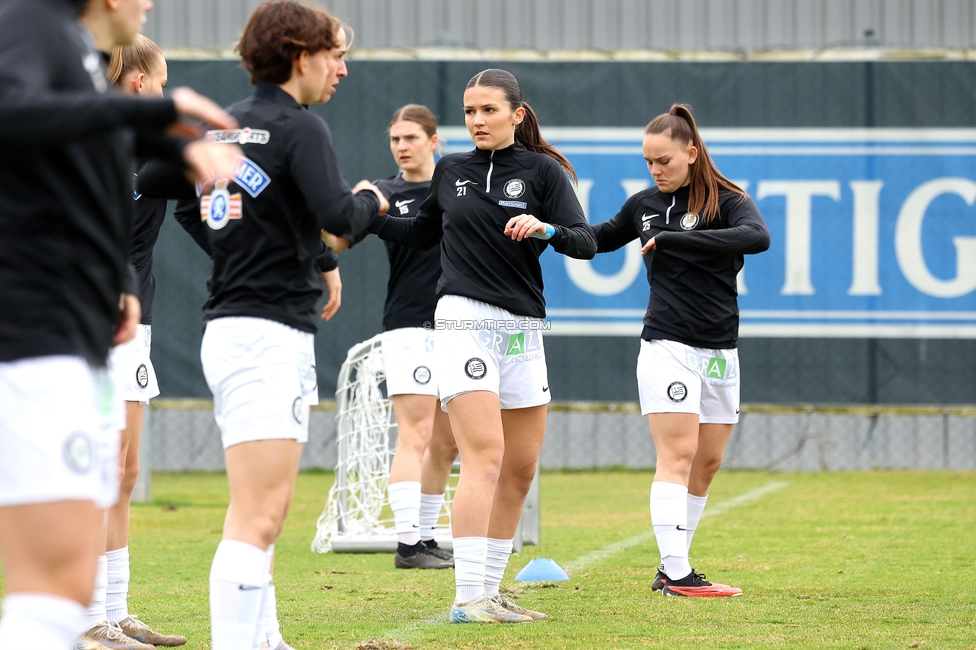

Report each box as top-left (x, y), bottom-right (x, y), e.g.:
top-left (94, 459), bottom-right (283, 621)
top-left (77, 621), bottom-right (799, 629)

top-left (504, 178), bottom-right (526, 198)
top-left (136, 364), bottom-right (149, 389)
top-left (667, 381), bottom-right (688, 402)
top-left (476, 330), bottom-right (544, 364)
top-left (63, 433), bottom-right (93, 474)
top-left (465, 358), bottom-right (487, 380)
top-left (292, 397), bottom-right (303, 424)
top-left (684, 350), bottom-right (739, 384)
top-left (413, 366), bottom-right (431, 384)
top-left (680, 213), bottom-right (700, 230)
top-left (144, 327), bottom-right (152, 347)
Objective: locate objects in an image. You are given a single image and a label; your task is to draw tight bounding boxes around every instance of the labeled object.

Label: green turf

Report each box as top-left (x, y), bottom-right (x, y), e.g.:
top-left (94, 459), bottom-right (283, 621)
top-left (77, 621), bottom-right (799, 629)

top-left (21, 470), bottom-right (976, 648)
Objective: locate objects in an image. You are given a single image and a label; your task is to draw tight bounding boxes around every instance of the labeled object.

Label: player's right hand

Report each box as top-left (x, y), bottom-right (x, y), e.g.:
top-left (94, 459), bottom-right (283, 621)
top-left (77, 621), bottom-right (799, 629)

top-left (113, 293), bottom-right (141, 346)
top-left (170, 87), bottom-right (238, 132)
top-left (183, 141), bottom-right (242, 191)
top-left (352, 180), bottom-right (390, 215)
top-left (322, 231), bottom-right (351, 254)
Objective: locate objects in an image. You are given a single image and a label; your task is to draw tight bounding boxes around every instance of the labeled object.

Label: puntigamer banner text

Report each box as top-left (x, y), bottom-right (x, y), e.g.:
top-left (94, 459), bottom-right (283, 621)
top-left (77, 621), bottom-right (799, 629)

top-left (442, 128), bottom-right (976, 339)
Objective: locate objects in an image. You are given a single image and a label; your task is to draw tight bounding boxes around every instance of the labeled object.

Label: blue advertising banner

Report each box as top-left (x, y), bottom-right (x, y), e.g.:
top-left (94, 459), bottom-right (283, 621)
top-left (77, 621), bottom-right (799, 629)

top-left (442, 127), bottom-right (976, 338)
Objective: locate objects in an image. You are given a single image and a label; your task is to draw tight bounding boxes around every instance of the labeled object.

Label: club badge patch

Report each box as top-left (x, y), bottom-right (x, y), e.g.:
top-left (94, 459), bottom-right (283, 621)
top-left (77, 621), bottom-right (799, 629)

top-left (200, 179), bottom-right (242, 230)
top-left (667, 381), bottom-right (688, 402)
top-left (292, 397), bottom-right (303, 424)
top-left (465, 358), bottom-right (487, 380)
top-left (680, 213), bottom-right (700, 230)
top-left (136, 364), bottom-right (149, 389)
top-left (413, 366), bottom-right (431, 385)
top-left (504, 178), bottom-right (526, 199)
top-left (64, 433), bottom-right (93, 474)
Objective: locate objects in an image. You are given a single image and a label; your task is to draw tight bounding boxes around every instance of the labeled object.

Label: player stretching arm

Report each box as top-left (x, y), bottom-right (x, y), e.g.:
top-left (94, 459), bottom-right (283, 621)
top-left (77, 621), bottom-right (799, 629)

top-left (145, 3), bottom-right (387, 648)
top-left (594, 104), bottom-right (770, 597)
top-left (0, 0), bottom-right (237, 648)
top-left (369, 69), bottom-right (596, 623)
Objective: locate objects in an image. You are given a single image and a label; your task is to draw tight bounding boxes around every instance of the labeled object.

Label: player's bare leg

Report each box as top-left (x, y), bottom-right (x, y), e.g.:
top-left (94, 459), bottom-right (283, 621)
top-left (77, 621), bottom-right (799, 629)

top-left (446, 392), bottom-right (531, 623)
top-left (418, 407), bottom-right (458, 561)
top-left (480, 405), bottom-right (548, 619)
top-left (210, 440), bottom-right (302, 649)
top-left (101, 401), bottom-right (186, 646)
top-left (388, 394), bottom-right (452, 569)
top-left (648, 414), bottom-right (740, 597)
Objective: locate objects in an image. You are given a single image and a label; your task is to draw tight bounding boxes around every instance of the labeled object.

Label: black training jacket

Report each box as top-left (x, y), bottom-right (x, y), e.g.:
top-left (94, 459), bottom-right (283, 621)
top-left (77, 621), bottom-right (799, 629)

top-left (0, 0), bottom-right (184, 366)
top-left (130, 167), bottom-right (167, 325)
top-left (369, 142), bottom-right (596, 319)
top-left (352, 175), bottom-right (440, 331)
top-left (158, 82), bottom-right (377, 334)
top-left (594, 185), bottom-right (770, 349)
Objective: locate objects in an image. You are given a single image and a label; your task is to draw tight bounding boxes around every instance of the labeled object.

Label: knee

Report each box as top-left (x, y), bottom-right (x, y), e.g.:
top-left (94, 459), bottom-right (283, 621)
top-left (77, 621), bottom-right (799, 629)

top-left (117, 460), bottom-right (140, 499)
top-left (696, 452), bottom-right (725, 477)
top-left (500, 459), bottom-right (537, 496)
top-left (398, 424), bottom-right (434, 456)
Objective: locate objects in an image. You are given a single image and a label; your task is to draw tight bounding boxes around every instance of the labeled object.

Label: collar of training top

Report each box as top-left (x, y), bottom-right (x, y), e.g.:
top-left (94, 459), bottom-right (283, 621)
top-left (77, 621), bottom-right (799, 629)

top-left (254, 81), bottom-right (304, 109)
top-left (469, 140), bottom-right (524, 161)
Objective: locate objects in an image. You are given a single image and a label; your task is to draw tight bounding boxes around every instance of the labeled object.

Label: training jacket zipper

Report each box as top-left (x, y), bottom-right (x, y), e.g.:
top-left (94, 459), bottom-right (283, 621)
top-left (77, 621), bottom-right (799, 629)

top-left (665, 195), bottom-right (676, 224)
top-left (486, 150), bottom-right (494, 193)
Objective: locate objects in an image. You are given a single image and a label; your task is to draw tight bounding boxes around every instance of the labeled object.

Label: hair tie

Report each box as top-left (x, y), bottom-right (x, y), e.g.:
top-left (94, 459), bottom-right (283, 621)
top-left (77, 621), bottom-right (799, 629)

top-left (668, 107), bottom-right (679, 116)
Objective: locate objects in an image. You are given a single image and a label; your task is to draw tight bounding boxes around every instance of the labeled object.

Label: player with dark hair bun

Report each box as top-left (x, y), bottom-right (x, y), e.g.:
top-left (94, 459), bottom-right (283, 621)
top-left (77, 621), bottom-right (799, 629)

top-left (369, 68), bottom-right (596, 623)
top-left (594, 103), bottom-right (770, 598)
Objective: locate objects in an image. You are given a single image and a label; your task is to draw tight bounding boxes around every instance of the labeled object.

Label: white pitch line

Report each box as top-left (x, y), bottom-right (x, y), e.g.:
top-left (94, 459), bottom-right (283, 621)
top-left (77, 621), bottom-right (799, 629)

top-left (380, 480), bottom-right (789, 641)
top-left (563, 480), bottom-right (789, 572)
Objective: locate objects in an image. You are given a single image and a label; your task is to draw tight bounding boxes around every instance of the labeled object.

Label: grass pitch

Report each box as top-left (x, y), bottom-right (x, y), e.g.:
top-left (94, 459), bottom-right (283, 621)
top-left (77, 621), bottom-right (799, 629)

top-left (35, 471), bottom-right (976, 648)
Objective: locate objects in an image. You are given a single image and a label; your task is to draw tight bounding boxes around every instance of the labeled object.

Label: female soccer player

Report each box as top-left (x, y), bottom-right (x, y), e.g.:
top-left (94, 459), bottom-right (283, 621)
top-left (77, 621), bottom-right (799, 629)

top-left (369, 69), bottom-right (596, 623)
top-left (0, 0), bottom-right (237, 647)
top-left (329, 105), bottom-right (459, 571)
top-left (77, 35), bottom-right (188, 649)
top-left (593, 104), bottom-right (770, 597)
top-left (176, 3), bottom-right (387, 648)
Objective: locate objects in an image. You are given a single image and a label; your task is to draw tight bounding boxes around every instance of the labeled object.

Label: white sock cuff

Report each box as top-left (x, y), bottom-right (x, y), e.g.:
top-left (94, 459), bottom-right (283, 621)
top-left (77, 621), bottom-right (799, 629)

top-left (650, 482), bottom-right (688, 527)
top-left (486, 537), bottom-right (514, 556)
top-left (420, 493), bottom-right (445, 505)
top-left (388, 481), bottom-right (422, 503)
top-left (210, 540), bottom-right (267, 586)
top-left (106, 547), bottom-right (129, 563)
top-left (452, 537), bottom-right (488, 587)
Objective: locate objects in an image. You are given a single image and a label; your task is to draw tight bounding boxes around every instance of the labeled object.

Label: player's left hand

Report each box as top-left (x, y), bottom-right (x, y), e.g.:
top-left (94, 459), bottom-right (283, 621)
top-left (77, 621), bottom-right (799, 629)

top-left (113, 293), bottom-right (141, 346)
top-left (504, 214), bottom-right (545, 241)
top-left (321, 268), bottom-right (342, 321)
top-left (641, 237), bottom-right (657, 255)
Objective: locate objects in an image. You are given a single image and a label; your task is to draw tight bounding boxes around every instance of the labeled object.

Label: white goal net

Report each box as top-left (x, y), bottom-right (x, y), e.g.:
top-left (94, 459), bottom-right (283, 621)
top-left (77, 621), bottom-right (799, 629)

top-left (311, 334), bottom-right (455, 554)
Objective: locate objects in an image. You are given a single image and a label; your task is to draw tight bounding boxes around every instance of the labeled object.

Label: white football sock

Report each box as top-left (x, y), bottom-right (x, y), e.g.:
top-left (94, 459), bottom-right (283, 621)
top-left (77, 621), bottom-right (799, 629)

top-left (484, 538), bottom-right (513, 598)
top-left (83, 554), bottom-right (108, 629)
top-left (258, 544), bottom-right (282, 650)
top-left (452, 537), bottom-right (487, 604)
top-left (686, 493), bottom-right (708, 552)
top-left (419, 493), bottom-right (445, 542)
top-left (209, 540), bottom-right (268, 650)
top-left (0, 593), bottom-right (86, 649)
top-left (650, 482), bottom-right (692, 580)
top-left (105, 546), bottom-right (130, 623)
top-left (388, 481), bottom-right (422, 546)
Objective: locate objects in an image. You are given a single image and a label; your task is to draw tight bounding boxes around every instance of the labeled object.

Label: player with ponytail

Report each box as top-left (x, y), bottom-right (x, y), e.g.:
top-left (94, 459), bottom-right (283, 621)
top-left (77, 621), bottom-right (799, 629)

top-left (369, 68), bottom-right (596, 623)
top-left (594, 103), bottom-right (770, 597)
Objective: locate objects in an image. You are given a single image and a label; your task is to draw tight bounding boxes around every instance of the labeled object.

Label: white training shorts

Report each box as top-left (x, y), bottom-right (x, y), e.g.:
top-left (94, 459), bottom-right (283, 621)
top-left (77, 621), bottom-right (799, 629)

top-left (201, 317), bottom-right (319, 448)
top-left (0, 356), bottom-right (120, 508)
top-left (383, 327), bottom-right (438, 397)
top-left (434, 295), bottom-right (550, 410)
top-left (637, 339), bottom-right (740, 424)
top-left (108, 324), bottom-right (159, 404)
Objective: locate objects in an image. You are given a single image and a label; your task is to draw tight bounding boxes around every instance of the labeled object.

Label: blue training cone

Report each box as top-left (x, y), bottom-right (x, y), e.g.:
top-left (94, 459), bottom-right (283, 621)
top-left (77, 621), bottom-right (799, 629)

top-left (515, 558), bottom-right (570, 582)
